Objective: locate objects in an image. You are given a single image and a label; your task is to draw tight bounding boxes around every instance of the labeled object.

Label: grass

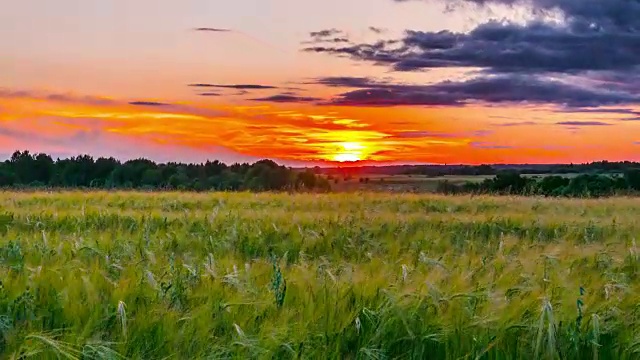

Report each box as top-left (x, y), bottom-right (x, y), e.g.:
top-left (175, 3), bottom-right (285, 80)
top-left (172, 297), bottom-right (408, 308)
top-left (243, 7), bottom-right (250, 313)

top-left (0, 191), bottom-right (639, 359)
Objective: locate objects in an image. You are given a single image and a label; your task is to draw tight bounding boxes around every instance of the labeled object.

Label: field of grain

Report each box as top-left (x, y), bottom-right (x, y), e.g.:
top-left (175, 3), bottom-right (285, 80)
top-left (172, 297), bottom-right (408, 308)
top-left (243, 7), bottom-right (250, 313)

top-left (0, 191), bottom-right (639, 359)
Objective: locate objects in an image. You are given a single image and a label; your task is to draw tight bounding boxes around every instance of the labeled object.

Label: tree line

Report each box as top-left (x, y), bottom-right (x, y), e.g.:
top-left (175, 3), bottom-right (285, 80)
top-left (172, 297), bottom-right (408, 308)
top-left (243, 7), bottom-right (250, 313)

top-left (0, 151), bottom-right (331, 192)
top-left (436, 170), bottom-right (640, 197)
top-left (403, 161), bottom-right (640, 177)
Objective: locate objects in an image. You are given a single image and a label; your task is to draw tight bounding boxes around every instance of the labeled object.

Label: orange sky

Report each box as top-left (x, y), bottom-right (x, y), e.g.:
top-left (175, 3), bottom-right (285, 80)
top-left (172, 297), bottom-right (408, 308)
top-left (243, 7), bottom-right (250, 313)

top-left (2, 91), bottom-right (639, 165)
top-left (3, 0), bottom-right (640, 165)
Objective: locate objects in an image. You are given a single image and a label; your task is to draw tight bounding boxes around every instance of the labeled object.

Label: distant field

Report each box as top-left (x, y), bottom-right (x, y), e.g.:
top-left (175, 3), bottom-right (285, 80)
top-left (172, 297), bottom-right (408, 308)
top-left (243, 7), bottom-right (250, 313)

top-left (332, 173), bottom-right (613, 192)
top-left (0, 191), bottom-right (639, 359)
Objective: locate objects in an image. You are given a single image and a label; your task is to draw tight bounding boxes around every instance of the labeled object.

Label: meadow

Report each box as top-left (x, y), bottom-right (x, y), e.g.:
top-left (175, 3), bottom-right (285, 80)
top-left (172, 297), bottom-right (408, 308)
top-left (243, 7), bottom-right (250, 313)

top-left (0, 191), bottom-right (639, 359)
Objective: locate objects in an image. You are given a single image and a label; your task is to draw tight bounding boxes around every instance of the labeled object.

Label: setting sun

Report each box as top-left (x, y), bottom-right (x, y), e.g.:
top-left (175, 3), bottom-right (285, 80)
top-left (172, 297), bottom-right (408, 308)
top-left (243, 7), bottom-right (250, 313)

top-left (331, 142), bottom-right (366, 162)
top-left (333, 153), bottom-right (362, 162)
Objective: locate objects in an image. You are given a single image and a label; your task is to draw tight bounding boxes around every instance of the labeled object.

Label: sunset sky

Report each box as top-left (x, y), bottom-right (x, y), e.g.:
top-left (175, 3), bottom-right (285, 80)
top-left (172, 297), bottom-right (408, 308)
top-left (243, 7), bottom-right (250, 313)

top-left (2, 0), bottom-right (640, 165)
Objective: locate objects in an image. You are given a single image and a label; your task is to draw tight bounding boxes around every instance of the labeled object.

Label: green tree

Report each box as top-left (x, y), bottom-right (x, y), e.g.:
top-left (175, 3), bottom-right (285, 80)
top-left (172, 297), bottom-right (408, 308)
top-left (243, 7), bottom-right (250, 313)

top-left (624, 169), bottom-right (640, 191)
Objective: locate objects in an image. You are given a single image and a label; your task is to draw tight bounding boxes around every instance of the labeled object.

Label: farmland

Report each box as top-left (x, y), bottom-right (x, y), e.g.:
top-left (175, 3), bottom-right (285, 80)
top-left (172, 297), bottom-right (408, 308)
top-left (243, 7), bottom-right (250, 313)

top-left (330, 173), bottom-right (589, 192)
top-left (1, 191), bottom-right (639, 359)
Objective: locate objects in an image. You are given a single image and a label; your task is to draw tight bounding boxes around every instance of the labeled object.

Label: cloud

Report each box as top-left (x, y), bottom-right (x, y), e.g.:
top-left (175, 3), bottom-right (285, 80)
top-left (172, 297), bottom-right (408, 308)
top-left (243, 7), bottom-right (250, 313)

top-left (2, 88), bottom-right (229, 119)
top-left (395, 0), bottom-right (640, 32)
top-left (470, 141), bottom-right (516, 149)
top-left (369, 26), bottom-right (387, 34)
top-left (316, 75), bottom-right (640, 107)
top-left (311, 76), bottom-right (391, 88)
top-left (197, 92), bottom-right (221, 97)
top-left (310, 29), bottom-right (343, 38)
top-left (129, 101), bottom-right (170, 107)
top-left (304, 21), bottom-right (640, 74)
top-left (391, 130), bottom-right (461, 138)
top-left (326, 37), bottom-right (350, 43)
top-left (0, 118), bottom-right (262, 165)
top-left (493, 121), bottom-right (540, 126)
top-left (0, 89), bottom-right (117, 106)
top-left (557, 107), bottom-right (640, 121)
top-left (556, 121), bottom-right (613, 126)
top-left (303, 0), bottom-right (640, 109)
top-left (634, 141), bottom-right (640, 145)
top-left (304, 29), bottom-right (351, 45)
top-left (558, 107), bottom-right (640, 115)
top-left (472, 129), bottom-right (494, 137)
top-left (249, 94), bottom-right (322, 103)
top-left (188, 84), bottom-right (278, 90)
top-left (194, 27), bottom-right (231, 32)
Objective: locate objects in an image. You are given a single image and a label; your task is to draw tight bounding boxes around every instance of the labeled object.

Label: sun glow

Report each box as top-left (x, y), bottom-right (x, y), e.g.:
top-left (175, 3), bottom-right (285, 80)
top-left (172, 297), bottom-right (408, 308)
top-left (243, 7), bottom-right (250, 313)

top-left (333, 153), bottom-right (362, 162)
top-left (332, 142), bottom-right (365, 162)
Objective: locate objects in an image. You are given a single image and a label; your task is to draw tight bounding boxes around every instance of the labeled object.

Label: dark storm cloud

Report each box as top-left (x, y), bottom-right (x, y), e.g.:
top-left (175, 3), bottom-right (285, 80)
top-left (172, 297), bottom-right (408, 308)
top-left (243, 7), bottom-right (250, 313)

top-left (317, 75), bottom-right (640, 107)
top-left (249, 94), bottom-right (322, 103)
top-left (188, 84), bottom-right (278, 90)
top-left (374, 0), bottom-right (640, 73)
top-left (304, 20), bottom-right (640, 73)
top-left (395, 0), bottom-right (640, 31)
top-left (129, 101), bottom-right (170, 106)
top-left (303, 0), bottom-right (640, 108)
top-left (305, 2), bottom-right (640, 71)
top-left (556, 121), bottom-right (613, 126)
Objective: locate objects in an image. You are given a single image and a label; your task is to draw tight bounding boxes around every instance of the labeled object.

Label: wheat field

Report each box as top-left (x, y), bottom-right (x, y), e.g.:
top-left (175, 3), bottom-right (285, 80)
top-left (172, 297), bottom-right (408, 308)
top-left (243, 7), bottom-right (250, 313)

top-left (0, 191), bottom-right (639, 359)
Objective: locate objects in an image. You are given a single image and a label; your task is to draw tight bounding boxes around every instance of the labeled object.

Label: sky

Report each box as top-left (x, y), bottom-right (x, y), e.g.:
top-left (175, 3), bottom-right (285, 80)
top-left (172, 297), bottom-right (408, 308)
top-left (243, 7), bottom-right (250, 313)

top-left (2, 0), bottom-right (640, 165)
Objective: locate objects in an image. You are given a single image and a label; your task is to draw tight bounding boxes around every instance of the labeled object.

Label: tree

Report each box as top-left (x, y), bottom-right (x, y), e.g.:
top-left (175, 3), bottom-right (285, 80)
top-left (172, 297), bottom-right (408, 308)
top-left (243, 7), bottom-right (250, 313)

top-left (0, 163), bottom-right (16, 186)
top-left (624, 169), bottom-right (640, 191)
top-left (0, 151), bottom-right (349, 192)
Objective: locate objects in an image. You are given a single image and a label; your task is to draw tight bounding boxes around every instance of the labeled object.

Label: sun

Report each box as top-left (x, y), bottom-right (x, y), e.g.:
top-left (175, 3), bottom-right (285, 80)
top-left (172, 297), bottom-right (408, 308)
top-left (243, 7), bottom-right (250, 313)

top-left (333, 153), bottom-right (362, 162)
top-left (331, 142), bottom-right (365, 162)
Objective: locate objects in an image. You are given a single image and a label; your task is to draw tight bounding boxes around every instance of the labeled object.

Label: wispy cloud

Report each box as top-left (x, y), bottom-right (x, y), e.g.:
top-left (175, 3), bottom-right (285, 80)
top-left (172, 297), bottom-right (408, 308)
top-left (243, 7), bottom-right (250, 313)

top-left (129, 101), bottom-right (170, 107)
top-left (194, 27), bottom-right (231, 32)
top-left (249, 94), bottom-right (322, 103)
top-left (309, 29), bottom-right (342, 38)
top-left (556, 121), bottom-right (613, 126)
top-left (493, 121), bottom-right (540, 127)
top-left (1, 89), bottom-right (116, 106)
top-left (188, 84), bottom-right (278, 90)
top-left (470, 141), bottom-right (516, 149)
top-left (390, 131), bottom-right (460, 138)
top-left (311, 76), bottom-right (640, 108)
top-left (304, 29), bottom-right (351, 45)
